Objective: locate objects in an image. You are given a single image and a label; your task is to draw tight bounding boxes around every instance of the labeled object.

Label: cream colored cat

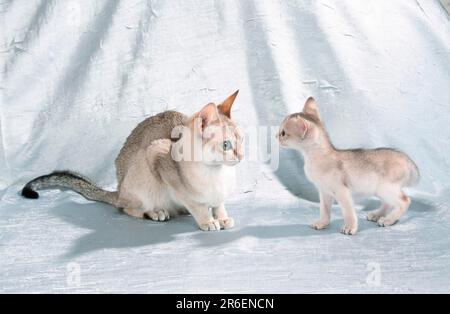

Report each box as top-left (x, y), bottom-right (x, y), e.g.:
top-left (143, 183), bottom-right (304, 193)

top-left (277, 97), bottom-right (419, 235)
top-left (22, 91), bottom-right (243, 231)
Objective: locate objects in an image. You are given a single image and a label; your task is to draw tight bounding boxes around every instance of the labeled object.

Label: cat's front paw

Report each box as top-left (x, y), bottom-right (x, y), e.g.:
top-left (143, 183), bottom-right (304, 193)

top-left (143, 209), bottom-right (170, 221)
top-left (340, 225), bottom-right (358, 235)
top-left (377, 217), bottom-right (398, 227)
top-left (199, 219), bottom-right (221, 231)
top-left (310, 219), bottom-right (330, 230)
top-left (218, 217), bottom-right (235, 230)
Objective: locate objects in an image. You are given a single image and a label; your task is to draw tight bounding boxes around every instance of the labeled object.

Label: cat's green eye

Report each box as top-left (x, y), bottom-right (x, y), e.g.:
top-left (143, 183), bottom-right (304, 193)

top-left (222, 140), bottom-right (232, 151)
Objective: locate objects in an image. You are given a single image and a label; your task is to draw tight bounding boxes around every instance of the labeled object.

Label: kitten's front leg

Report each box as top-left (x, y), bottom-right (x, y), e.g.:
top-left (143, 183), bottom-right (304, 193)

top-left (213, 203), bottom-right (235, 230)
top-left (311, 191), bottom-right (333, 230)
top-left (335, 188), bottom-right (358, 235)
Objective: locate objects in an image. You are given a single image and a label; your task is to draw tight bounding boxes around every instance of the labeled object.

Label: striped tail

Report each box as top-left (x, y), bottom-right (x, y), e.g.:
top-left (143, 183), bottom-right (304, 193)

top-left (21, 171), bottom-right (118, 206)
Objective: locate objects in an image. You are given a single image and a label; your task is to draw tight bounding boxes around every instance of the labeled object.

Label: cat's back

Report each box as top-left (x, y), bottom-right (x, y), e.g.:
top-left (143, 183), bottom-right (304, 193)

top-left (339, 147), bottom-right (419, 186)
top-left (125, 110), bottom-right (186, 147)
top-left (341, 148), bottom-right (412, 168)
top-left (116, 110), bottom-right (187, 182)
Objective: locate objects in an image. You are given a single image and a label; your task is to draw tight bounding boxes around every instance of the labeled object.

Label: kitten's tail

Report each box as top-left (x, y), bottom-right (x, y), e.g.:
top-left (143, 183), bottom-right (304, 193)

top-left (406, 159), bottom-right (420, 187)
top-left (21, 170), bottom-right (118, 207)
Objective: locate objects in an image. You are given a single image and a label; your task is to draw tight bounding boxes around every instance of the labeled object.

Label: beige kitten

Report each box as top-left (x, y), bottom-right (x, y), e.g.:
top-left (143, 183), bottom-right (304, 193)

top-left (277, 97), bottom-right (419, 235)
top-left (22, 91), bottom-right (243, 231)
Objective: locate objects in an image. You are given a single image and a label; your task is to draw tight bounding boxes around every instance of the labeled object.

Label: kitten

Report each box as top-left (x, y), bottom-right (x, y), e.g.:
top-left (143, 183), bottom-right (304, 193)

top-left (277, 97), bottom-right (419, 235)
top-left (22, 91), bottom-right (243, 231)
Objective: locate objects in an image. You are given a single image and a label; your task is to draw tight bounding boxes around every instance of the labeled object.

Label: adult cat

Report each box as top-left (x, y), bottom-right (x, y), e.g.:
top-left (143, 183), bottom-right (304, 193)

top-left (22, 91), bottom-right (243, 231)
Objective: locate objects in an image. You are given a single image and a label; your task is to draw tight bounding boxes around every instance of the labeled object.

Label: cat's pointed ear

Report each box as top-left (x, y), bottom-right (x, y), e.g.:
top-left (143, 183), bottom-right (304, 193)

top-left (302, 97), bottom-right (320, 120)
top-left (218, 90), bottom-right (239, 118)
top-left (195, 103), bottom-right (218, 132)
top-left (296, 117), bottom-right (309, 139)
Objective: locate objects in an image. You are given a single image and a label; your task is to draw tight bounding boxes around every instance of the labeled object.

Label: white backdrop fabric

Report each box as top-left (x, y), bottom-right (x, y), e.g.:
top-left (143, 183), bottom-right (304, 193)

top-left (1, 0), bottom-right (449, 293)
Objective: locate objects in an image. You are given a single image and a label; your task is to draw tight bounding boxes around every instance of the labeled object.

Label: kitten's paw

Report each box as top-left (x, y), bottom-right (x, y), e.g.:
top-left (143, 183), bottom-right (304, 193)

top-left (199, 219), bottom-right (221, 231)
top-left (377, 217), bottom-right (398, 227)
top-left (367, 210), bottom-right (384, 222)
top-left (310, 219), bottom-right (330, 230)
top-left (143, 209), bottom-right (170, 222)
top-left (340, 225), bottom-right (358, 235)
top-left (218, 217), bottom-right (235, 230)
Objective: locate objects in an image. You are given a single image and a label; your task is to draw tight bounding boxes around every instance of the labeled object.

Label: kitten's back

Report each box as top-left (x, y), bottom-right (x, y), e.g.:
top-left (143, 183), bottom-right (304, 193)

top-left (339, 148), bottom-right (419, 187)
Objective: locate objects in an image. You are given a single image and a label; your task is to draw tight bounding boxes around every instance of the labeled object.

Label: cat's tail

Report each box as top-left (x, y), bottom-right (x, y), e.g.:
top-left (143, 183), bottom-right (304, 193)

top-left (21, 170), bottom-right (118, 207)
top-left (406, 158), bottom-right (420, 187)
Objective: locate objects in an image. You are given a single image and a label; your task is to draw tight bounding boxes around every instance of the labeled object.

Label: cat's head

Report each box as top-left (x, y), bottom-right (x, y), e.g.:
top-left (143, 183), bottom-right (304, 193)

top-left (188, 90), bottom-right (243, 166)
top-left (277, 97), bottom-right (325, 150)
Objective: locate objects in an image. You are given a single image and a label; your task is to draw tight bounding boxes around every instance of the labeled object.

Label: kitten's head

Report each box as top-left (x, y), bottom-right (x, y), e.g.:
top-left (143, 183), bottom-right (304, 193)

top-left (189, 90), bottom-right (243, 166)
top-left (277, 97), bottom-right (325, 150)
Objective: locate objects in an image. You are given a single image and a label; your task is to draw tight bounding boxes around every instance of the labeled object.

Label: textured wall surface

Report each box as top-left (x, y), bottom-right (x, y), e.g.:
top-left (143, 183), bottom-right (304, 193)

top-left (1, 0), bottom-right (449, 293)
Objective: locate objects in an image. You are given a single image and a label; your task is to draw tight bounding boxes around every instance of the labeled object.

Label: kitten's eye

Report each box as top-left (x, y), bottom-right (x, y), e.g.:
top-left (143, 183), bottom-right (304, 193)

top-left (222, 140), bottom-right (232, 151)
top-left (280, 130), bottom-right (286, 137)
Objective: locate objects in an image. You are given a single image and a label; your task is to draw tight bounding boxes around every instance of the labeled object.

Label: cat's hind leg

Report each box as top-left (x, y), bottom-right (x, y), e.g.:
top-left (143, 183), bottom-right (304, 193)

top-left (118, 142), bottom-right (173, 222)
top-left (143, 209), bottom-right (170, 221)
top-left (141, 139), bottom-right (173, 222)
top-left (120, 194), bottom-right (170, 221)
top-left (378, 191), bottom-right (411, 227)
top-left (118, 195), bottom-right (146, 219)
top-left (118, 189), bottom-right (169, 223)
top-left (122, 207), bottom-right (169, 221)
top-left (377, 188), bottom-right (411, 227)
top-left (366, 203), bottom-right (391, 222)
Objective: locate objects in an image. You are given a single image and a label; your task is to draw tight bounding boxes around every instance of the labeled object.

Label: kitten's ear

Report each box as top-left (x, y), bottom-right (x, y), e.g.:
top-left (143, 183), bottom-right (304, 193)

top-left (218, 90), bottom-right (239, 118)
top-left (297, 117), bottom-right (309, 138)
top-left (302, 97), bottom-right (320, 120)
top-left (195, 103), bottom-right (218, 132)
top-left (285, 116), bottom-right (309, 139)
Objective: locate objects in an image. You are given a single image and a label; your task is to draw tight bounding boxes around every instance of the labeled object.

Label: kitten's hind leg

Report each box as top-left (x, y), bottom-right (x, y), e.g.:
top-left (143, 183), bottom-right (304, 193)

top-left (378, 191), bottom-right (410, 227)
top-left (367, 203), bottom-right (391, 222)
top-left (311, 191), bottom-right (333, 230)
